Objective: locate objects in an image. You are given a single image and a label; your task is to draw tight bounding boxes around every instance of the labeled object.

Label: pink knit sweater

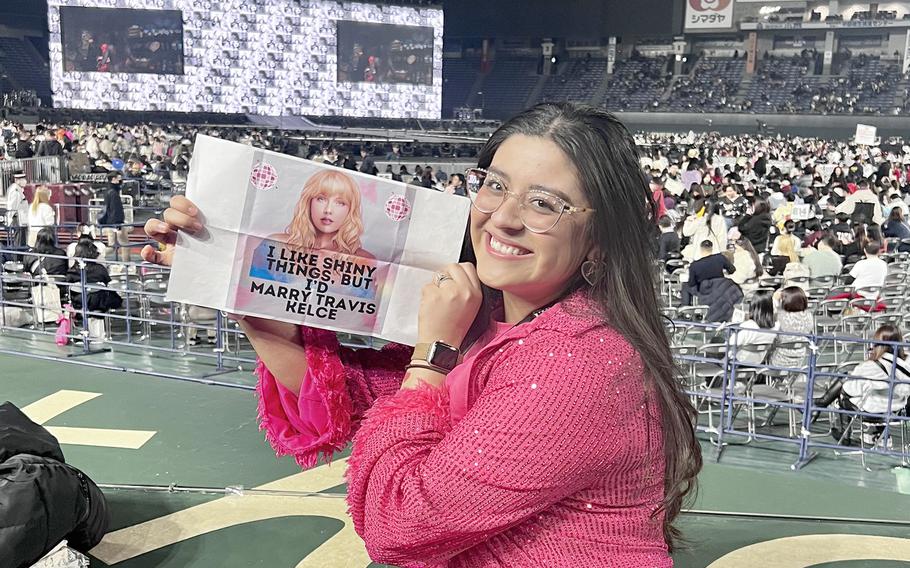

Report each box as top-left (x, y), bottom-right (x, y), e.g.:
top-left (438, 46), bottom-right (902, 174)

top-left (256, 291), bottom-right (669, 567)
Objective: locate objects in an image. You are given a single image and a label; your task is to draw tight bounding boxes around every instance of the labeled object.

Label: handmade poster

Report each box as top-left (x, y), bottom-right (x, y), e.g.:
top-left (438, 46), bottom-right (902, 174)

top-left (165, 135), bottom-right (471, 346)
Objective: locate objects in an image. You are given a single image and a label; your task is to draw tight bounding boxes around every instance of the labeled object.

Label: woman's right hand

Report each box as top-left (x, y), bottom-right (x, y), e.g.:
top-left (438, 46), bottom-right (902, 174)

top-left (140, 195), bottom-right (203, 267)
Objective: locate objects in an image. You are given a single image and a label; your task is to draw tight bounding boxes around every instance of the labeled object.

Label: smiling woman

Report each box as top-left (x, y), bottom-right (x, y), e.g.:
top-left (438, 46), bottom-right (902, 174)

top-left (143, 102), bottom-right (702, 567)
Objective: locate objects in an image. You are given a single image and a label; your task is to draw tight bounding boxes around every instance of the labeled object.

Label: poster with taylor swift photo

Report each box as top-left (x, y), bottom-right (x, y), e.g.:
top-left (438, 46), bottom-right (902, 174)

top-left (165, 135), bottom-right (470, 345)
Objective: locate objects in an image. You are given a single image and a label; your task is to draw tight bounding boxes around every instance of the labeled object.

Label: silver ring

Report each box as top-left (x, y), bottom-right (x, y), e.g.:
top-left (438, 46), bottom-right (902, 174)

top-left (434, 272), bottom-right (452, 286)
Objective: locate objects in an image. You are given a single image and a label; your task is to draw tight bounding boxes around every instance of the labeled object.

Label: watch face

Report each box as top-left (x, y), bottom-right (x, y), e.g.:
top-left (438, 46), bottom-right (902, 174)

top-left (430, 343), bottom-right (460, 370)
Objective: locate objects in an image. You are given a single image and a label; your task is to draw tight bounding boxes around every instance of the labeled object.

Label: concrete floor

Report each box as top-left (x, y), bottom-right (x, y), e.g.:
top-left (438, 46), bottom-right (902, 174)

top-left (2, 337), bottom-right (910, 567)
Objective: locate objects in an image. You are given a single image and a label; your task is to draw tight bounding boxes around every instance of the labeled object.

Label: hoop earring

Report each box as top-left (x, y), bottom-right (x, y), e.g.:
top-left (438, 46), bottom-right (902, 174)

top-left (581, 260), bottom-right (602, 286)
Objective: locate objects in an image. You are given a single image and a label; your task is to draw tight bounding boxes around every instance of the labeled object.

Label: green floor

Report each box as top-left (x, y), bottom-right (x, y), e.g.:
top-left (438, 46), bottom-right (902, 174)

top-left (2, 335), bottom-right (910, 567)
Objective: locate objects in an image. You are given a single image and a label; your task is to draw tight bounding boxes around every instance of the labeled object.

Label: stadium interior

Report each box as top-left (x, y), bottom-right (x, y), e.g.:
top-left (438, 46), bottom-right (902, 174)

top-left (1, 1), bottom-right (910, 567)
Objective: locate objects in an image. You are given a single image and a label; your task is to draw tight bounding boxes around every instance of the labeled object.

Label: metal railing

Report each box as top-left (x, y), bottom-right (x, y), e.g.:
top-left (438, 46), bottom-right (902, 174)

top-left (0, 155), bottom-right (68, 189)
top-left (1, 248), bottom-right (908, 469)
top-left (672, 319), bottom-right (910, 470)
top-left (0, 249), bottom-right (375, 389)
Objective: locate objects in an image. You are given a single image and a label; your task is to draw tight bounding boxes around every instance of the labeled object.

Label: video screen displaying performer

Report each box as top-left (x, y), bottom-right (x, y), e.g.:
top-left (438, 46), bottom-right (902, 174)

top-left (60, 6), bottom-right (184, 75)
top-left (336, 21), bottom-right (433, 86)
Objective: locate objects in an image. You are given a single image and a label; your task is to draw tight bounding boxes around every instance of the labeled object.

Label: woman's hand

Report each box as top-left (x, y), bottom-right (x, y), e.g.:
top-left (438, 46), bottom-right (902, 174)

top-left (417, 262), bottom-right (483, 349)
top-left (140, 195), bottom-right (202, 267)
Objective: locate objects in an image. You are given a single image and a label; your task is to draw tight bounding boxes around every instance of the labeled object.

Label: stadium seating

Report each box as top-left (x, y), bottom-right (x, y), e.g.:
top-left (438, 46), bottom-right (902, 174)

top-left (740, 55), bottom-right (818, 113)
top-left (538, 58), bottom-right (606, 104)
top-left (441, 57), bottom-right (480, 117)
top-left (0, 37), bottom-right (51, 105)
top-left (478, 58), bottom-right (541, 119)
top-left (665, 57), bottom-right (745, 112)
top-left (601, 56), bottom-right (671, 112)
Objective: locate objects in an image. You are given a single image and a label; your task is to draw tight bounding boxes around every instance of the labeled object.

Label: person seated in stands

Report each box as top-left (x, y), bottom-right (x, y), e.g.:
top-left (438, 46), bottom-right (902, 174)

top-left (66, 230), bottom-right (107, 268)
top-left (681, 201), bottom-right (727, 260)
top-left (720, 183), bottom-right (748, 225)
top-left (734, 290), bottom-right (776, 365)
top-left (882, 207), bottom-right (910, 251)
top-left (657, 215), bottom-right (680, 261)
top-left (835, 324), bottom-right (910, 446)
top-left (734, 197), bottom-right (772, 253)
top-left (778, 234), bottom-right (810, 286)
top-left (26, 227), bottom-right (67, 277)
top-left (844, 241), bottom-right (887, 300)
top-left (881, 191), bottom-right (909, 221)
top-left (727, 238), bottom-right (764, 295)
top-left (686, 240), bottom-right (736, 291)
top-left (65, 241), bottom-right (122, 314)
top-left (769, 286), bottom-right (813, 370)
top-left (770, 219), bottom-right (802, 257)
top-left (771, 188), bottom-right (797, 228)
top-left (840, 223), bottom-right (869, 261)
top-left (835, 178), bottom-right (883, 225)
top-left (681, 240), bottom-right (742, 322)
top-left (384, 164), bottom-right (402, 182)
top-left (802, 234), bottom-right (842, 278)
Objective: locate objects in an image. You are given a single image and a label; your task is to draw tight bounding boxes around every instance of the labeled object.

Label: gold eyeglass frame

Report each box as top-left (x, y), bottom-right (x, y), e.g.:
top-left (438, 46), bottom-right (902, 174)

top-left (463, 167), bottom-right (596, 233)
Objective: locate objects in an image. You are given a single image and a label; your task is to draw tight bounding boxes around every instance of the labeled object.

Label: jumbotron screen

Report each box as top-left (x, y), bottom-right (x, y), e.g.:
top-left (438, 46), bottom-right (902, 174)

top-left (47, 0), bottom-right (444, 118)
top-left (59, 6), bottom-right (185, 75)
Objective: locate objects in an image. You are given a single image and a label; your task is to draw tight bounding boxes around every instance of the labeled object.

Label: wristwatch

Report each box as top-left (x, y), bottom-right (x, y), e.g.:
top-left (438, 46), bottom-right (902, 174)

top-left (411, 341), bottom-right (462, 373)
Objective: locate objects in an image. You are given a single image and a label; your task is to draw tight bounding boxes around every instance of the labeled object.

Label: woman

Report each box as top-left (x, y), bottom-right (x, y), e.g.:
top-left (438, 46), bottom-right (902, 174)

top-left (143, 103), bottom-right (701, 566)
top-left (27, 187), bottom-right (55, 248)
top-left (838, 325), bottom-right (910, 445)
top-left (26, 227), bottom-right (67, 277)
top-left (840, 223), bottom-right (869, 261)
top-left (728, 238), bottom-right (764, 295)
top-left (778, 235), bottom-right (810, 285)
top-left (770, 220), bottom-right (802, 258)
top-left (65, 240), bottom-right (122, 314)
top-left (882, 208), bottom-right (910, 252)
top-left (734, 290), bottom-right (776, 365)
top-left (734, 198), bottom-right (772, 253)
top-left (829, 166), bottom-right (845, 185)
top-left (769, 286), bottom-right (813, 370)
top-left (276, 169), bottom-right (373, 259)
top-left (681, 200), bottom-right (727, 261)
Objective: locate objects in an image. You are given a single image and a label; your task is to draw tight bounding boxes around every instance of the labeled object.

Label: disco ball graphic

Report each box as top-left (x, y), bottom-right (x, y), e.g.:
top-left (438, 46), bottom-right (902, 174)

top-left (250, 162), bottom-right (278, 190)
top-left (384, 194), bottom-right (411, 221)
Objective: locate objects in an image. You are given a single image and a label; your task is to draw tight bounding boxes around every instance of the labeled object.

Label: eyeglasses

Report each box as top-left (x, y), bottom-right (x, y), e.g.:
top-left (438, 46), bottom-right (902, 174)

top-left (464, 167), bottom-right (595, 233)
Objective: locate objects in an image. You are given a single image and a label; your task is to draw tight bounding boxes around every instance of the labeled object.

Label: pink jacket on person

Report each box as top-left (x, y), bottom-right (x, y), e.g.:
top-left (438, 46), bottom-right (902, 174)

top-left (256, 291), bottom-right (670, 567)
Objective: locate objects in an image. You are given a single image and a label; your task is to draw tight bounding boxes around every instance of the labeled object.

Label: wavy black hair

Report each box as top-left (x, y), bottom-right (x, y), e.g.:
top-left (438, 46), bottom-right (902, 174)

top-left (461, 102), bottom-right (701, 550)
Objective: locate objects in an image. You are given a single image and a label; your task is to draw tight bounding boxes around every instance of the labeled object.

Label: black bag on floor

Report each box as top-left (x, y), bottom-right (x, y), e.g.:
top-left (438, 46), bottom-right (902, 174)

top-left (0, 401), bottom-right (110, 568)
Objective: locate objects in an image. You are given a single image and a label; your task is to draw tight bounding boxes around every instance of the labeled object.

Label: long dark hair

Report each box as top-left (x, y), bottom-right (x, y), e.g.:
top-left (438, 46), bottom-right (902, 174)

top-left (749, 290), bottom-right (775, 329)
top-left (33, 227), bottom-right (58, 254)
top-left (751, 197), bottom-right (770, 217)
top-left (736, 238), bottom-right (763, 279)
top-left (871, 324), bottom-right (906, 361)
top-left (464, 103), bottom-right (701, 550)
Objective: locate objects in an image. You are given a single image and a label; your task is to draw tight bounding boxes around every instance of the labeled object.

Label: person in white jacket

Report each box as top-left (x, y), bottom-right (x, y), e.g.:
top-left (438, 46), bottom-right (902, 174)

top-left (26, 186), bottom-right (56, 248)
top-left (834, 179), bottom-right (884, 225)
top-left (681, 201), bottom-right (728, 261)
top-left (843, 324), bottom-right (910, 417)
top-left (5, 173), bottom-right (29, 248)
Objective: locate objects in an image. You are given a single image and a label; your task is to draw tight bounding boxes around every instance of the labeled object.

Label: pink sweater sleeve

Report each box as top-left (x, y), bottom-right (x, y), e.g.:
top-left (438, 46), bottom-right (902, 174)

top-left (344, 332), bottom-right (650, 566)
top-left (255, 326), bottom-right (410, 468)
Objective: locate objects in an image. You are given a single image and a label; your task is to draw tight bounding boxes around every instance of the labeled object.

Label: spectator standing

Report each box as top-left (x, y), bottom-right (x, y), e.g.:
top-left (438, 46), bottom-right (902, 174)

top-left (26, 186), bottom-right (55, 248)
top-left (4, 173), bottom-right (29, 248)
top-left (97, 172), bottom-right (130, 262)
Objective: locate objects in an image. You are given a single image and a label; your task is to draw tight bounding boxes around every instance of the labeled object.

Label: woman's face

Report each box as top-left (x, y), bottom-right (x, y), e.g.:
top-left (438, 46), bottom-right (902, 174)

top-left (469, 134), bottom-right (592, 303)
top-left (310, 191), bottom-right (350, 235)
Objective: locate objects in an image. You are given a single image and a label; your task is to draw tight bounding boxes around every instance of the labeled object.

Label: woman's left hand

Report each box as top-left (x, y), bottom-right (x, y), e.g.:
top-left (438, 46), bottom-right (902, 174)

top-left (417, 262), bottom-right (483, 349)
